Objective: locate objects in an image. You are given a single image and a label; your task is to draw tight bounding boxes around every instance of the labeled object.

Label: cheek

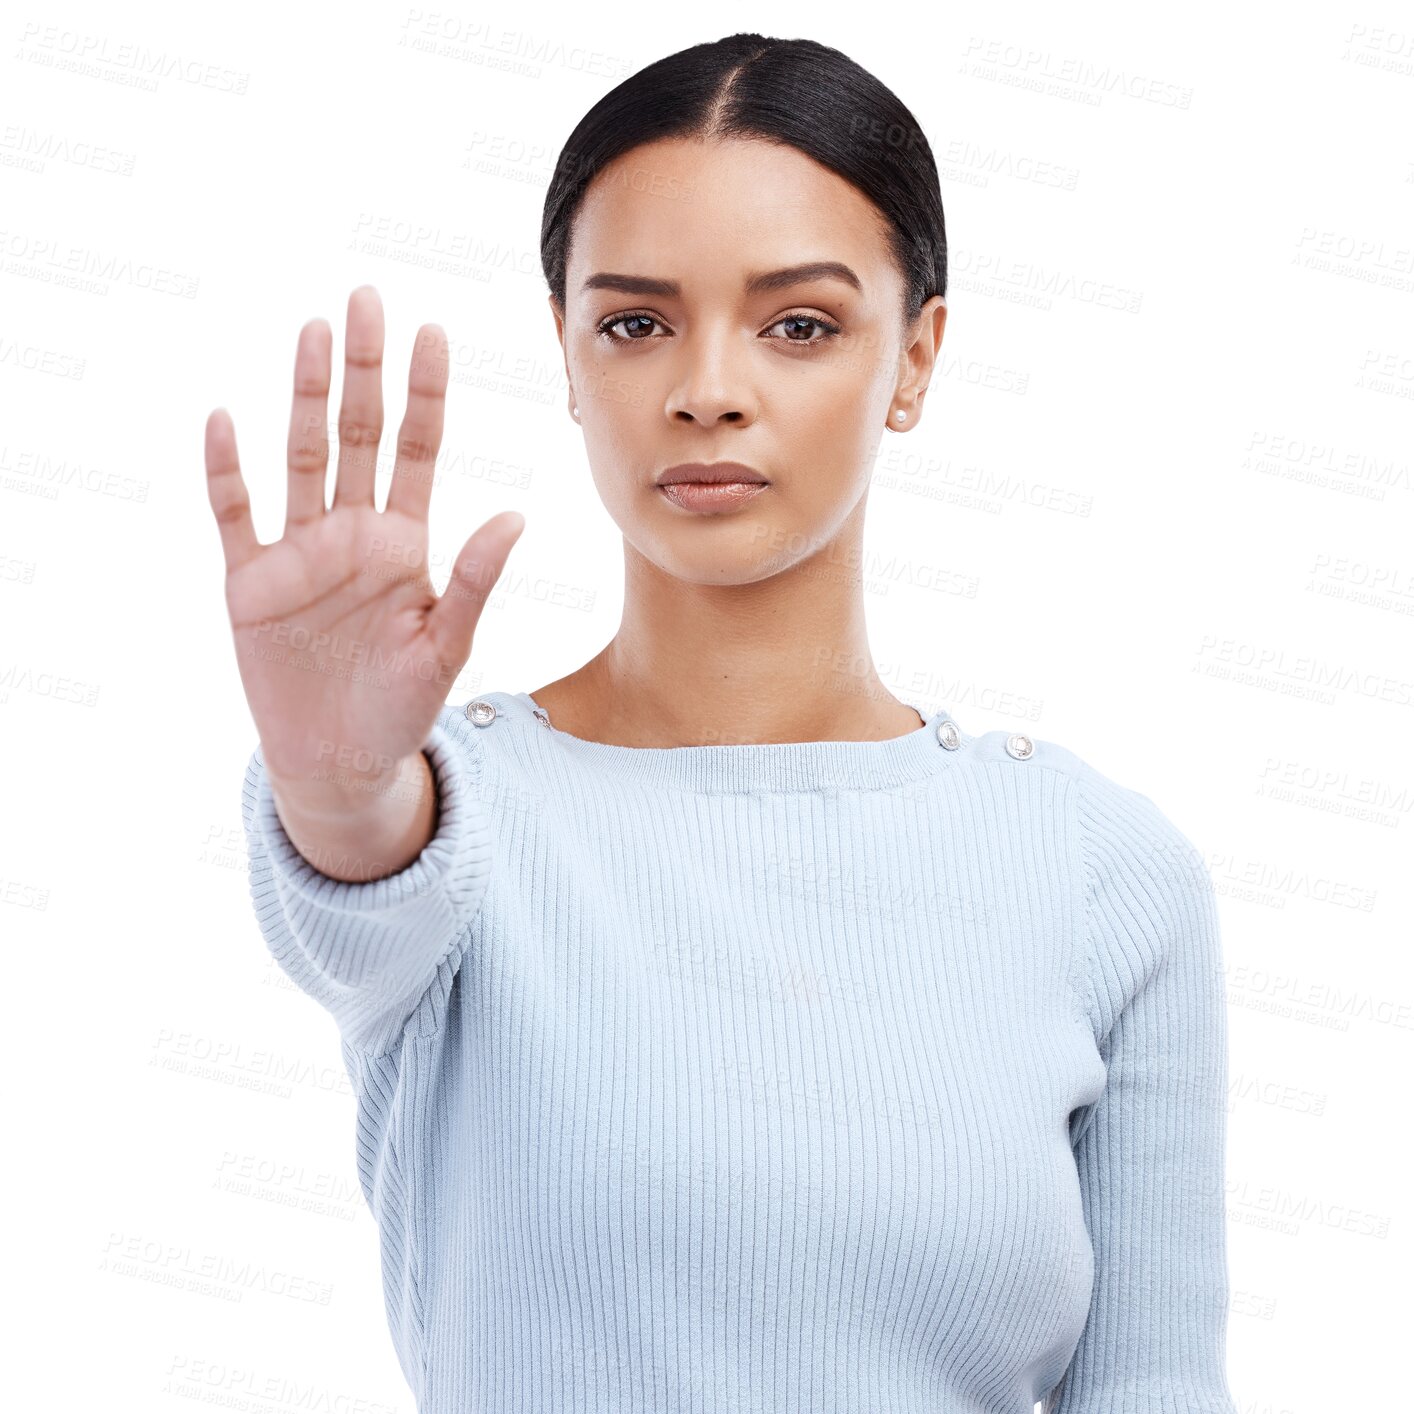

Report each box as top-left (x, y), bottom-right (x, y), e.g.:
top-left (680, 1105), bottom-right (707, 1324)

top-left (781, 333), bottom-right (893, 434)
top-left (578, 363), bottom-right (653, 429)
top-left (775, 375), bottom-right (884, 494)
top-left (789, 380), bottom-right (873, 441)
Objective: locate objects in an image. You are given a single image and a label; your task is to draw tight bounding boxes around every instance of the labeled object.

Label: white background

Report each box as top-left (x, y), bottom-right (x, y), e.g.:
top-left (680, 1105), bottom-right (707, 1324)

top-left (5, 1), bottom-right (1410, 1409)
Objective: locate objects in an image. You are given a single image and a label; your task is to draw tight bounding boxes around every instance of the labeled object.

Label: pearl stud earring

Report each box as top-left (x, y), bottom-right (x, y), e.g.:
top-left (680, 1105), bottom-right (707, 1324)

top-left (894, 409), bottom-right (906, 423)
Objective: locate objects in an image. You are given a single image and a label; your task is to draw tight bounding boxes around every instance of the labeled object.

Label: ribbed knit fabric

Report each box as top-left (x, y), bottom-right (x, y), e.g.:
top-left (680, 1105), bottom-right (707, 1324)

top-left (241, 689), bottom-right (1238, 1414)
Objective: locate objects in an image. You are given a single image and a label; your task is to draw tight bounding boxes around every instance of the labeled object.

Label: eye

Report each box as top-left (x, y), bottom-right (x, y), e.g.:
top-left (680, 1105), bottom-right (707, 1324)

top-left (593, 308), bottom-right (844, 345)
top-left (765, 311), bottom-right (843, 345)
top-left (595, 310), bottom-right (665, 342)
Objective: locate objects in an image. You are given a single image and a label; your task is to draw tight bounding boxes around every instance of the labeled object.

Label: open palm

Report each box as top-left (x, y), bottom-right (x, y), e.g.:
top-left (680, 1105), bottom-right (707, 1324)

top-left (206, 285), bottom-right (523, 795)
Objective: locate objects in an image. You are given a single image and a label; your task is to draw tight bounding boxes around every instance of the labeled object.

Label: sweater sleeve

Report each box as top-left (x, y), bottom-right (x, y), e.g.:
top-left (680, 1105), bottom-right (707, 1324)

top-left (240, 714), bottom-right (493, 1057)
top-left (1046, 762), bottom-right (1238, 1414)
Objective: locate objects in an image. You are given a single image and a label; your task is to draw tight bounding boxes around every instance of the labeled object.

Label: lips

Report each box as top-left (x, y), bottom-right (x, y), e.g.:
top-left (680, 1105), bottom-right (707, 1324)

top-left (655, 461), bottom-right (769, 486)
top-left (656, 480), bottom-right (770, 513)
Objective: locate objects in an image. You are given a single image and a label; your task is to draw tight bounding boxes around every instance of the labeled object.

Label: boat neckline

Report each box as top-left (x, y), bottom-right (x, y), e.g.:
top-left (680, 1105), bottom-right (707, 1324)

top-left (460, 690), bottom-right (966, 794)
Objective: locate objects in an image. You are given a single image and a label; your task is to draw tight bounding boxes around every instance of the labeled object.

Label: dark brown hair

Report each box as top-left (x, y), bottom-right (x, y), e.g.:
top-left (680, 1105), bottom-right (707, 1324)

top-left (540, 33), bottom-right (948, 329)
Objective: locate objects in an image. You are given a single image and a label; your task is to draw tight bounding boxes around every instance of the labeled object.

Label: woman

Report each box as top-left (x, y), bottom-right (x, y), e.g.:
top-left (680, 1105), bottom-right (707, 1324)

top-left (207, 33), bottom-right (1238, 1414)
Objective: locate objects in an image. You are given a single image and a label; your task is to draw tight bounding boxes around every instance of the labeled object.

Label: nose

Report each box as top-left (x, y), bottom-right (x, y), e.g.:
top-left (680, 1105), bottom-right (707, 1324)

top-left (664, 325), bottom-right (757, 426)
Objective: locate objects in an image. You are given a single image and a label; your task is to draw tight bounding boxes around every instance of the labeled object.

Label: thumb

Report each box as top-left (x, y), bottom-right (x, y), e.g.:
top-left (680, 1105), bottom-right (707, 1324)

top-left (428, 511), bottom-right (525, 673)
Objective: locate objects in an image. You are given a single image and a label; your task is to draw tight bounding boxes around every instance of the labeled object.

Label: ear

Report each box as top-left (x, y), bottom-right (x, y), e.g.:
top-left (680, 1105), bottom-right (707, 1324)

top-left (548, 293), bottom-right (573, 406)
top-left (548, 292), bottom-right (567, 349)
top-left (895, 295), bottom-right (947, 415)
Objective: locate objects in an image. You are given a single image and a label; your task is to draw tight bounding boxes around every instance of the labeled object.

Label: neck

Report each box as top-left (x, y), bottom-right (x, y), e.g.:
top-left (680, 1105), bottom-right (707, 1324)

top-left (533, 529), bottom-right (924, 749)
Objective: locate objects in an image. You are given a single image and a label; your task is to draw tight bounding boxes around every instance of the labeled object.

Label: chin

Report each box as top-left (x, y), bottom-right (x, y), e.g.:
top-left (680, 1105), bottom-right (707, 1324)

top-left (643, 527), bottom-right (809, 586)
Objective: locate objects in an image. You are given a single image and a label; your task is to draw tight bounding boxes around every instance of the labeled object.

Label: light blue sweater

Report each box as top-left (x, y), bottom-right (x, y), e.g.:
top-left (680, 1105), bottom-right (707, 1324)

top-left (242, 689), bottom-right (1238, 1414)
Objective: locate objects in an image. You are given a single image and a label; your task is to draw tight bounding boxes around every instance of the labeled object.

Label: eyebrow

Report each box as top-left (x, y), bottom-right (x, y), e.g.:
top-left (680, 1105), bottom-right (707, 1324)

top-left (580, 261), bottom-right (863, 298)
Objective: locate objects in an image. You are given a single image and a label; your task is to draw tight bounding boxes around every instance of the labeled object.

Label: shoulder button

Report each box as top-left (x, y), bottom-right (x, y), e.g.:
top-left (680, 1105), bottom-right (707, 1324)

top-left (1005, 732), bottom-right (1034, 760)
top-left (466, 699), bottom-right (498, 726)
top-left (935, 718), bottom-right (962, 750)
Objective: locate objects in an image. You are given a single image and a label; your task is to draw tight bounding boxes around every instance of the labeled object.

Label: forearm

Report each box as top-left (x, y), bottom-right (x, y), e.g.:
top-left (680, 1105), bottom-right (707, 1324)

top-left (267, 749), bottom-right (438, 884)
top-left (242, 717), bottom-right (493, 1054)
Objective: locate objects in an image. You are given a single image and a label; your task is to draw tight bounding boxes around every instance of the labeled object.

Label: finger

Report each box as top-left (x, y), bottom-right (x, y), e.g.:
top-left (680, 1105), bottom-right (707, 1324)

top-left (332, 285), bottom-right (385, 509)
top-left (285, 318), bottom-right (332, 532)
top-left (205, 408), bottom-right (261, 573)
top-left (426, 512), bottom-right (526, 673)
top-left (385, 323), bottom-right (449, 524)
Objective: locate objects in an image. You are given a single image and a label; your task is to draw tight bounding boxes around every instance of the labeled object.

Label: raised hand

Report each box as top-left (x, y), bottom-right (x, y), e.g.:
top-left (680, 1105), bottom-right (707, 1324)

top-left (207, 285), bottom-right (524, 811)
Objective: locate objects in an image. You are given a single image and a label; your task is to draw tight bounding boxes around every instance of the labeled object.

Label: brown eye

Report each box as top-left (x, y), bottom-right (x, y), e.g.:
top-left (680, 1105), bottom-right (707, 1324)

top-left (596, 312), bottom-right (663, 342)
top-left (766, 313), bottom-right (843, 344)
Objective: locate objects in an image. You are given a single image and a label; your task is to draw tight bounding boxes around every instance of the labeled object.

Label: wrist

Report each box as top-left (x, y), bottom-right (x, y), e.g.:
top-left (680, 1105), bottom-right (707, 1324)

top-left (267, 748), bottom-right (434, 825)
top-left (268, 750), bottom-right (440, 884)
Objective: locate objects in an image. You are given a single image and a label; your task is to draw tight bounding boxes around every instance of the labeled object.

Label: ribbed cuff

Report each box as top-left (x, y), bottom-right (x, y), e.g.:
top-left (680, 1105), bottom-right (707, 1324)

top-left (249, 721), bottom-right (486, 917)
top-left (242, 716), bottom-right (494, 1054)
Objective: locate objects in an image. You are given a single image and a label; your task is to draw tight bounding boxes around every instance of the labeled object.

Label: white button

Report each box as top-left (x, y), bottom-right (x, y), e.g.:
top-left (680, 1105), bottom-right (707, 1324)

top-left (1005, 733), bottom-right (1034, 760)
top-left (935, 719), bottom-right (961, 750)
top-left (466, 699), bottom-right (497, 726)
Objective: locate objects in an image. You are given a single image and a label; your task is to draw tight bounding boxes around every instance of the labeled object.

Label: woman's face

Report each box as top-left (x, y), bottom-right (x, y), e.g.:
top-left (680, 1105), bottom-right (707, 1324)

top-left (551, 136), bottom-right (945, 586)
